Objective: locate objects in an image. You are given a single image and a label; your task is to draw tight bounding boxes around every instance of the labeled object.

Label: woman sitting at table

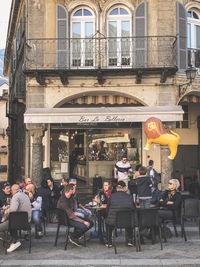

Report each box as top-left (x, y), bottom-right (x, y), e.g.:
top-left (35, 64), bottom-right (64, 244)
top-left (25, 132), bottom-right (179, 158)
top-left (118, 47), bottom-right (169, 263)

top-left (158, 179), bottom-right (182, 223)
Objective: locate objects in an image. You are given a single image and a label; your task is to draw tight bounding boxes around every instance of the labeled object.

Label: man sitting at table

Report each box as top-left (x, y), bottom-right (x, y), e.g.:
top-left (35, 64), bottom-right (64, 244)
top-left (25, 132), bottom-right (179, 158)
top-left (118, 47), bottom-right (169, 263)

top-left (57, 184), bottom-right (93, 247)
top-left (69, 178), bottom-right (92, 219)
top-left (106, 181), bottom-right (136, 247)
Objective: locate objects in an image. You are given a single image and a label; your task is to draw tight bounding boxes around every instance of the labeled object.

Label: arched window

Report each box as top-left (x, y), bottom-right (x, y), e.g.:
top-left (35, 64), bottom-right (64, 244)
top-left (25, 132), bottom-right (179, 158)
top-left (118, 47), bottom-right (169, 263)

top-left (187, 9), bottom-right (200, 68)
top-left (107, 6), bottom-right (131, 66)
top-left (71, 8), bottom-right (95, 67)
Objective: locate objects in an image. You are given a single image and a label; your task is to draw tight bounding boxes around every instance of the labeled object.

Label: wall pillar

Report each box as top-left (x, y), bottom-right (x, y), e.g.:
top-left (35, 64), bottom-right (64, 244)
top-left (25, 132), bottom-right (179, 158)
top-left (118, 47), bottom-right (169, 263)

top-left (161, 146), bottom-right (173, 190)
top-left (26, 124), bottom-right (46, 186)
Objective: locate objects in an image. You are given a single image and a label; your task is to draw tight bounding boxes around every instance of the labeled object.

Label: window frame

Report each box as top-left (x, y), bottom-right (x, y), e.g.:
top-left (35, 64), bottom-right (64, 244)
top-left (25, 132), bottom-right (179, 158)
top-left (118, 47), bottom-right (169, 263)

top-left (107, 6), bottom-right (132, 67)
top-left (70, 7), bottom-right (95, 68)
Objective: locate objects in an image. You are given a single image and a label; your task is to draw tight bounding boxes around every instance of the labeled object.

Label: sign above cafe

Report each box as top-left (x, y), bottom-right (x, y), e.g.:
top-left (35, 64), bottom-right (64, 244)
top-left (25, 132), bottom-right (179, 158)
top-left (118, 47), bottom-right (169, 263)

top-left (24, 106), bottom-right (184, 124)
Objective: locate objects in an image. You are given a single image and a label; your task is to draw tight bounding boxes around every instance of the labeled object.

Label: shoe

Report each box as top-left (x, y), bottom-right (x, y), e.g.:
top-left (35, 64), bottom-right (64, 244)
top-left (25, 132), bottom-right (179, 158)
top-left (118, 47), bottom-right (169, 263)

top-left (69, 236), bottom-right (82, 247)
top-left (105, 242), bottom-right (113, 248)
top-left (127, 240), bottom-right (134, 247)
top-left (35, 231), bottom-right (43, 239)
top-left (7, 241), bottom-right (21, 253)
top-left (38, 231), bottom-right (43, 237)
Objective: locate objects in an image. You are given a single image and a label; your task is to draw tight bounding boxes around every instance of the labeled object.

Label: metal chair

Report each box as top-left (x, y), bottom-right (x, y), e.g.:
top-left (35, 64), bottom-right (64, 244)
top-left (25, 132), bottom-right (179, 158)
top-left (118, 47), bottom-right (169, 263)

top-left (112, 209), bottom-right (140, 254)
top-left (5, 211), bottom-right (31, 254)
top-left (138, 208), bottom-right (163, 250)
top-left (54, 208), bottom-right (86, 250)
top-left (181, 198), bottom-right (200, 241)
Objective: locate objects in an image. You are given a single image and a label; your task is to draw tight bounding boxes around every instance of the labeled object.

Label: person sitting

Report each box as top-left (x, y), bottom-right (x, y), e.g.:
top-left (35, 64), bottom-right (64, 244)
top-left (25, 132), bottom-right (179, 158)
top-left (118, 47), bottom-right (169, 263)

top-left (150, 179), bottom-right (162, 208)
top-left (158, 179), bottom-right (182, 223)
top-left (0, 182), bottom-right (12, 208)
top-left (24, 177), bottom-right (37, 190)
top-left (46, 177), bottom-right (60, 210)
top-left (0, 184), bottom-right (31, 253)
top-left (25, 184), bottom-right (43, 238)
top-left (16, 178), bottom-right (25, 192)
top-left (69, 178), bottom-right (91, 219)
top-left (36, 179), bottom-right (52, 221)
top-left (130, 166), bottom-right (152, 209)
top-left (57, 184), bottom-right (93, 247)
top-left (94, 181), bottom-right (112, 244)
top-left (106, 181), bottom-right (136, 247)
top-left (59, 177), bottom-right (69, 195)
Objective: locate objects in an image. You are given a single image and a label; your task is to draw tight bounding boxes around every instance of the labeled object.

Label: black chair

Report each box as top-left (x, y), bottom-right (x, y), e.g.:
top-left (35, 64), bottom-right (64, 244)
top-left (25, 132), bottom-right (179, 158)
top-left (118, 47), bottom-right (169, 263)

top-left (181, 198), bottom-right (200, 241)
top-left (112, 209), bottom-right (140, 254)
top-left (138, 208), bottom-right (163, 250)
top-left (5, 211), bottom-right (31, 254)
top-left (54, 208), bottom-right (86, 250)
top-left (158, 205), bottom-right (181, 242)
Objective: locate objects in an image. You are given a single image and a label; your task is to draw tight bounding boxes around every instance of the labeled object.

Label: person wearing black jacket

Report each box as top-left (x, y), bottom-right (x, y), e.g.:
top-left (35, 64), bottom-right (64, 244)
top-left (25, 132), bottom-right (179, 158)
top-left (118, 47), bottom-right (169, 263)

top-left (106, 181), bottom-right (136, 247)
top-left (0, 182), bottom-right (12, 208)
top-left (158, 179), bottom-right (182, 223)
top-left (130, 166), bottom-right (152, 208)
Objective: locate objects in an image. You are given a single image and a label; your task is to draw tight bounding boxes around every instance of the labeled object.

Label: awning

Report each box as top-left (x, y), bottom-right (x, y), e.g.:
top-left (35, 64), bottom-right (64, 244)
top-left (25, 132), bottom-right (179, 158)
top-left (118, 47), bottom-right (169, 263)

top-left (24, 106), bottom-right (183, 124)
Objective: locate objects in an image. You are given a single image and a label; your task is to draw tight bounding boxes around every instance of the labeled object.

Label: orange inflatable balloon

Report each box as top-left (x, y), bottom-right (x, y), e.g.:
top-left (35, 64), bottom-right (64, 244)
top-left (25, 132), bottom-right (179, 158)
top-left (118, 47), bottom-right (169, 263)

top-left (144, 117), bottom-right (180, 160)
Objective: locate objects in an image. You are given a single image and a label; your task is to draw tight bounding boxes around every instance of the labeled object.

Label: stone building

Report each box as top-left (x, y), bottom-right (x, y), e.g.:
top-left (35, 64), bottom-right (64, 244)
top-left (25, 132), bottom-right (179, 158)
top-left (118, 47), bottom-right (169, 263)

top-left (3, 0), bottom-right (200, 190)
top-left (0, 81), bottom-right (8, 181)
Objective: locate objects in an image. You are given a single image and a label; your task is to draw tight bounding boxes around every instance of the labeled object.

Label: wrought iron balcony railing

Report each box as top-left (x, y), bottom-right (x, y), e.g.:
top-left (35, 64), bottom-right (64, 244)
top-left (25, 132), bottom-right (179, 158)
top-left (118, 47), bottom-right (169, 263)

top-left (25, 36), bottom-right (177, 70)
top-left (188, 48), bottom-right (200, 68)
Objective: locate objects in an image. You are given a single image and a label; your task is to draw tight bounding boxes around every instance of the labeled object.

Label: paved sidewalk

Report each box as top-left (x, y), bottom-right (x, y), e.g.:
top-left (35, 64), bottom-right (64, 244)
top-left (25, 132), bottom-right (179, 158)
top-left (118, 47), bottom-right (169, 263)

top-left (0, 223), bottom-right (200, 266)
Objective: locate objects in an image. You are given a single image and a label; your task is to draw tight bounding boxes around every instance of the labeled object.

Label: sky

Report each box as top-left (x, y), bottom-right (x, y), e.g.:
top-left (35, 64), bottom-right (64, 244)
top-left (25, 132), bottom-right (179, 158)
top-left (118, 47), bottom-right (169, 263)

top-left (0, 0), bottom-right (12, 50)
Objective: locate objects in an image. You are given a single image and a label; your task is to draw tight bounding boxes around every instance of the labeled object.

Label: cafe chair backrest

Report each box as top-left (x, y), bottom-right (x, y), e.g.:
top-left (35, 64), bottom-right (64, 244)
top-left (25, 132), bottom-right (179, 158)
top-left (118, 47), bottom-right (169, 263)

top-left (8, 211), bottom-right (30, 231)
top-left (115, 209), bottom-right (137, 228)
top-left (56, 208), bottom-right (69, 226)
top-left (182, 198), bottom-right (199, 218)
top-left (138, 208), bottom-right (160, 227)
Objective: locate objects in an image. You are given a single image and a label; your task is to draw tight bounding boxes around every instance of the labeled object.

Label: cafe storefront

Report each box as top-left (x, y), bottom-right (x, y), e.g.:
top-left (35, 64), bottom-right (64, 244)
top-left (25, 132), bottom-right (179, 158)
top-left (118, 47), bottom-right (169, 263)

top-left (24, 106), bottom-right (183, 183)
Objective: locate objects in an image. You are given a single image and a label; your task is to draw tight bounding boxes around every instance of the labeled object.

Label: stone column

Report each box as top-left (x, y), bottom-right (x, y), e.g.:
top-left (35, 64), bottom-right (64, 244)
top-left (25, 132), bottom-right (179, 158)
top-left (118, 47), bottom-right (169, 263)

top-left (27, 124), bottom-right (46, 186)
top-left (161, 146), bottom-right (173, 190)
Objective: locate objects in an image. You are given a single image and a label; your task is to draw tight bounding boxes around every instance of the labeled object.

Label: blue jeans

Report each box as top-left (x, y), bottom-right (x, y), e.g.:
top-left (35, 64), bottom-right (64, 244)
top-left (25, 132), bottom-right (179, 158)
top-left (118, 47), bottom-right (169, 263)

top-left (77, 208), bottom-right (92, 219)
top-left (139, 198), bottom-right (151, 209)
top-left (32, 210), bottom-right (42, 232)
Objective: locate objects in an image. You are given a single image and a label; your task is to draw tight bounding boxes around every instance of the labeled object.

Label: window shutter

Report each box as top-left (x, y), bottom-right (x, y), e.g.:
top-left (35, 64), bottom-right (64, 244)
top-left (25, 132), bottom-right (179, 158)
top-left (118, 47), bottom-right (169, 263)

top-left (134, 1), bottom-right (147, 67)
top-left (56, 4), bottom-right (69, 68)
top-left (177, 2), bottom-right (187, 72)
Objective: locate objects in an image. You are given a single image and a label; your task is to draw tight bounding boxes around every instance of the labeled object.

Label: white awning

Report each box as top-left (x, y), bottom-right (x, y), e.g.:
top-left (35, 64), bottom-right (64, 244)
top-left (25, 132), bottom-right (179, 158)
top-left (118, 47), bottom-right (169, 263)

top-left (24, 106), bottom-right (183, 124)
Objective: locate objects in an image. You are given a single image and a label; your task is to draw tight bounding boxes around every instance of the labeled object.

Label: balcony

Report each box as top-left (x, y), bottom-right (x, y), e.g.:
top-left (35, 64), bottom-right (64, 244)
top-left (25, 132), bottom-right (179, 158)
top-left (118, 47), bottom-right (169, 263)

top-left (24, 36), bottom-right (177, 84)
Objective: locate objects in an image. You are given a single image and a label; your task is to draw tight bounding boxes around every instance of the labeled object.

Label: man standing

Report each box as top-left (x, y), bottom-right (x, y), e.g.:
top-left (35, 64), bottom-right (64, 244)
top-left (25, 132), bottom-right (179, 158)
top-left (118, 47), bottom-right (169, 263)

top-left (114, 155), bottom-right (132, 189)
top-left (0, 184), bottom-right (32, 253)
top-left (57, 184), bottom-right (93, 247)
top-left (106, 181), bottom-right (135, 247)
top-left (131, 166), bottom-right (152, 208)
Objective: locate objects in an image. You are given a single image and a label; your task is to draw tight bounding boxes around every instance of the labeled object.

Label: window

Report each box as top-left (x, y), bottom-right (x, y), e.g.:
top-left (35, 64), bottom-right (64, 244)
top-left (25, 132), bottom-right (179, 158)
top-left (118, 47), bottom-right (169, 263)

top-left (71, 8), bottom-right (95, 67)
top-left (107, 7), bottom-right (131, 66)
top-left (187, 9), bottom-right (200, 68)
top-left (176, 105), bottom-right (189, 128)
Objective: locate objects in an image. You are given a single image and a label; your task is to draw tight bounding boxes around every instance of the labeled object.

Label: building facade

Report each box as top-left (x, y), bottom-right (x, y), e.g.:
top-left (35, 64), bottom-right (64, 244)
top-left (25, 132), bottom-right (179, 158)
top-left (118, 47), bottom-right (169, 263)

top-left (3, 0), bottom-right (200, 190)
top-left (0, 82), bottom-right (8, 181)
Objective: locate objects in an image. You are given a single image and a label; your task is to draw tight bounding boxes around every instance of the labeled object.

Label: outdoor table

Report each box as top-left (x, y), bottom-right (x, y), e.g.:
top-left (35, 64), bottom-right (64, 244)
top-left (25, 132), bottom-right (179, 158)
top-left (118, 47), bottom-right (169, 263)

top-left (87, 204), bottom-right (107, 244)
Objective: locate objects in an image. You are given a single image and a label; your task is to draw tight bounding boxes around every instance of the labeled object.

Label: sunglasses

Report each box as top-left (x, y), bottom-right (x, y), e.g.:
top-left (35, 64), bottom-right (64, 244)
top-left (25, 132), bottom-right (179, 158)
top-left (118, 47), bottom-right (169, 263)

top-left (168, 182), bottom-right (173, 185)
top-left (3, 182), bottom-right (10, 187)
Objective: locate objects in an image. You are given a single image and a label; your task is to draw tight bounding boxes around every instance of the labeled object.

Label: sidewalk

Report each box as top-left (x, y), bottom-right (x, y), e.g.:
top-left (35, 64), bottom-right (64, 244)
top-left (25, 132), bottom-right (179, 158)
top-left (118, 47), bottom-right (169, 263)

top-left (0, 223), bottom-right (200, 266)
